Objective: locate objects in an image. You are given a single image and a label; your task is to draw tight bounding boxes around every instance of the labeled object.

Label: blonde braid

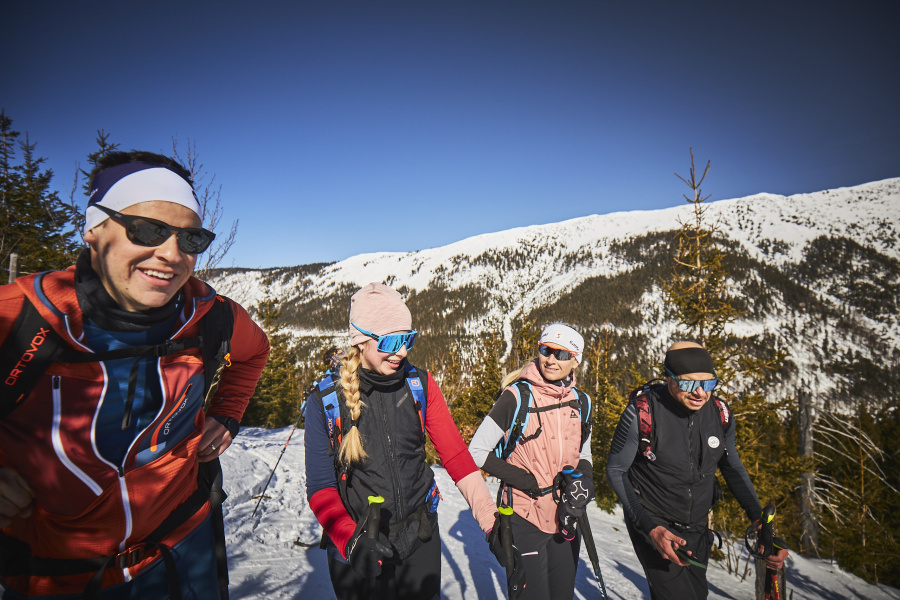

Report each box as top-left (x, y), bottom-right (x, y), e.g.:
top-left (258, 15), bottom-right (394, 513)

top-left (338, 346), bottom-right (368, 465)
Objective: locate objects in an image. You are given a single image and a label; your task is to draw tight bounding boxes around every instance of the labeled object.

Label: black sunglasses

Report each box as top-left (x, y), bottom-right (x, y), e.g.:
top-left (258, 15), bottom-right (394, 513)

top-left (93, 204), bottom-right (215, 254)
top-left (539, 344), bottom-right (576, 361)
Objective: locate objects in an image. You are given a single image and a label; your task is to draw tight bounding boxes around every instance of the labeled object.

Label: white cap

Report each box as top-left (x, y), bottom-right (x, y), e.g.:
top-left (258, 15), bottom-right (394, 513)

top-left (539, 323), bottom-right (585, 363)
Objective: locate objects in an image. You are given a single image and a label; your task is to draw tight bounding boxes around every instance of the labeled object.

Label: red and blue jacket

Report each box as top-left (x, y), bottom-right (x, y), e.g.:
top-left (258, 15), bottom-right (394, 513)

top-left (0, 267), bottom-right (269, 596)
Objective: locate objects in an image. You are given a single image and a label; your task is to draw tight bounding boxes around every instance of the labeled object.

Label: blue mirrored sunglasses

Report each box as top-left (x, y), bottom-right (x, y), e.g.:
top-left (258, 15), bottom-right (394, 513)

top-left (539, 344), bottom-right (576, 361)
top-left (665, 367), bottom-right (718, 393)
top-left (352, 323), bottom-right (417, 354)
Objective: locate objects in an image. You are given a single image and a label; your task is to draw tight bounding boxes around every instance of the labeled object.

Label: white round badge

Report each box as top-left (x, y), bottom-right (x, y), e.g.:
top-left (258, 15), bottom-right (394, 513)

top-left (707, 436), bottom-right (720, 449)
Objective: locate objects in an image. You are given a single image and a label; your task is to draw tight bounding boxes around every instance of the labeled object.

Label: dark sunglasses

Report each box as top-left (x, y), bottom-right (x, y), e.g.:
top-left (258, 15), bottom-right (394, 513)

top-left (665, 367), bottom-right (718, 393)
top-left (352, 322), bottom-right (417, 354)
top-left (93, 204), bottom-right (215, 254)
top-left (539, 344), bottom-right (576, 361)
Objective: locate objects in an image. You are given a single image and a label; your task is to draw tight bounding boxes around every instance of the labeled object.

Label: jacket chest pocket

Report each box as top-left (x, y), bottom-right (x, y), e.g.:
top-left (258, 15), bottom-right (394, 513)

top-left (699, 432), bottom-right (726, 473)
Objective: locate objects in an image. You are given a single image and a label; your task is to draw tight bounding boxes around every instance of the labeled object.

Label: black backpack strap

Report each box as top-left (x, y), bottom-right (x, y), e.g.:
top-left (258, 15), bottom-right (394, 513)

top-left (201, 296), bottom-right (235, 410)
top-left (0, 297), bottom-right (66, 416)
top-left (573, 387), bottom-right (592, 451)
top-left (197, 295), bottom-right (234, 600)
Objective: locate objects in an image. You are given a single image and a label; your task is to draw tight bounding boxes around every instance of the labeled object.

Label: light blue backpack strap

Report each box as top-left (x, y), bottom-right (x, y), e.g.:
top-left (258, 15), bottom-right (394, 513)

top-left (495, 380), bottom-right (533, 459)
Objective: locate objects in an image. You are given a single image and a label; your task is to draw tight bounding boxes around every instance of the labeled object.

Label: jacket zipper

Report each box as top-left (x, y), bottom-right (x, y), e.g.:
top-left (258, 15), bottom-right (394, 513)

top-left (688, 415), bottom-right (694, 518)
top-left (379, 394), bottom-right (404, 523)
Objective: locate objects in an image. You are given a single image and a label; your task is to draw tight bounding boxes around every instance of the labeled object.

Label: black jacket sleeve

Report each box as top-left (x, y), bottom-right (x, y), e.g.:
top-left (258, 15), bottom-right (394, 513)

top-left (606, 403), bottom-right (657, 535)
top-left (718, 418), bottom-right (763, 523)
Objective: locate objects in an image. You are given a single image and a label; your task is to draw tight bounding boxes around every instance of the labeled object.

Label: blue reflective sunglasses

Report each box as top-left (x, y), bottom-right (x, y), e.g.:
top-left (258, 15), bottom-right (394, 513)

top-left (665, 367), bottom-right (718, 393)
top-left (352, 322), bottom-right (417, 354)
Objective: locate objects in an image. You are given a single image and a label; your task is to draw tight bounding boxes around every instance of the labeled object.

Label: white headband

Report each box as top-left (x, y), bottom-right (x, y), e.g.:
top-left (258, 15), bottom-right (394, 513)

top-left (84, 167), bottom-right (201, 235)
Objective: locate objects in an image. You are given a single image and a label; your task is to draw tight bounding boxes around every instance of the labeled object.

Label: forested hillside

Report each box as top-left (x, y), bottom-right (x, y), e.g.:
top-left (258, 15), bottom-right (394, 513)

top-left (207, 178), bottom-right (900, 411)
top-left (206, 177), bottom-right (900, 587)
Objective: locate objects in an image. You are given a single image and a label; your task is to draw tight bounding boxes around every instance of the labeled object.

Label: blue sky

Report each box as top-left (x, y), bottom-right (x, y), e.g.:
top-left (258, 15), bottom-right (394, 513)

top-left (4, 0), bottom-right (898, 269)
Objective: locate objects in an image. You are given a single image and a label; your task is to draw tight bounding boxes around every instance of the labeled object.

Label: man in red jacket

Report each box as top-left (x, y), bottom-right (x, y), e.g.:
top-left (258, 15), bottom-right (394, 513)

top-left (0, 151), bottom-right (269, 599)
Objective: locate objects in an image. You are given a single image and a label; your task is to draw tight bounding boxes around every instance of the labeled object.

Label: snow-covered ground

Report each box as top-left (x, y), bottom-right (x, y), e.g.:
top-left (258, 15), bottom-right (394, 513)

top-left (222, 426), bottom-right (900, 599)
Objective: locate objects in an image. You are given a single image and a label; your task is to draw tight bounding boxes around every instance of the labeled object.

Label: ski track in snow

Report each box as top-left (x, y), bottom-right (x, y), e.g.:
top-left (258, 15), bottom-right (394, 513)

top-left (221, 427), bottom-right (900, 600)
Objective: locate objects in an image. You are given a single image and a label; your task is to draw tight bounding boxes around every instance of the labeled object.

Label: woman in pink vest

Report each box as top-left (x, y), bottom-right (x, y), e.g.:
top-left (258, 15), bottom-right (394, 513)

top-left (469, 323), bottom-right (594, 600)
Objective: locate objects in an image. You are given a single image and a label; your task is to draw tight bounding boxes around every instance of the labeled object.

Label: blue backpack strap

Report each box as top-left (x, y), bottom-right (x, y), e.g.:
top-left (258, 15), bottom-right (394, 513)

top-left (404, 365), bottom-right (428, 443)
top-left (315, 372), bottom-right (342, 455)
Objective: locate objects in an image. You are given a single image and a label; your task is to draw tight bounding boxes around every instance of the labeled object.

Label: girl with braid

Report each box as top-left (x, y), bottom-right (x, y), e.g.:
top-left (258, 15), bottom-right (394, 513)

top-left (304, 283), bottom-right (496, 600)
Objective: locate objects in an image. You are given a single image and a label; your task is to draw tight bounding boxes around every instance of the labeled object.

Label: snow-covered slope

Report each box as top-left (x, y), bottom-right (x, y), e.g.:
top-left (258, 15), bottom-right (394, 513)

top-left (222, 426), bottom-right (900, 600)
top-left (207, 178), bottom-right (900, 403)
top-left (212, 178), bottom-right (898, 306)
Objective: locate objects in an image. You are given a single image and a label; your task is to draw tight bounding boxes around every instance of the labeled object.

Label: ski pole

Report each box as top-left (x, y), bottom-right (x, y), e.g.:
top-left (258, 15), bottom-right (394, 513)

top-left (751, 503), bottom-right (788, 600)
top-left (498, 505), bottom-right (523, 599)
top-left (367, 495), bottom-right (385, 594)
top-left (250, 412), bottom-right (303, 520)
top-left (367, 495), bottom-right (384, 540)
top-left (577, 511), bottom-right (609, 599)
top-left (555, 466), bottom-right (608, 599)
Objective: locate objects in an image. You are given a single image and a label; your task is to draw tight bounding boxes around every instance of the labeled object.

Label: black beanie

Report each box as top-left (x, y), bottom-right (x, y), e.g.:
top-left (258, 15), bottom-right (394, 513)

top-left (664, 346), bottom-right (716, 377)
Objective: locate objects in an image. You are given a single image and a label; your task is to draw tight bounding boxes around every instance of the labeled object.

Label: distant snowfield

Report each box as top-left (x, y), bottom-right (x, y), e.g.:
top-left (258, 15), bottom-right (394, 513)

top-left (208, 178), bottom-right (900, 389)
top-left (221, 427), bottom-right (900, 600)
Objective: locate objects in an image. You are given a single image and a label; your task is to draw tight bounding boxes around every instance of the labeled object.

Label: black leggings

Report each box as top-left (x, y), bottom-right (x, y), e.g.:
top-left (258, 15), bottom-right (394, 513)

top-left (626, 519), bottom-right (713, 600)
top-left (510, 513), bottom-right (581, 600)
top-left (326, 523), bottom-right (441, 600)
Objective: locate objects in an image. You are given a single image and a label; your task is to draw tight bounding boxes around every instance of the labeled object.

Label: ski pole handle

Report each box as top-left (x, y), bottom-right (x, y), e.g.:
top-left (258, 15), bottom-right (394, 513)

top-left (367, 495), bottom-right (385, 540)
top-left (759, 503), bottom-right (776, 559)
top-left (499, 505), bottom-right (514, 582)
top-left (500, 504), bottom-right (526, 598)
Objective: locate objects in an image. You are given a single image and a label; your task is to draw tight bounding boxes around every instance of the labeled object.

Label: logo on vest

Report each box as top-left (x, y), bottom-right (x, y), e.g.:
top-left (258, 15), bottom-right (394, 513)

top-left (708, 436), bottom-right (720, 449)
top-left (570, 409), bottom-right (579, 418)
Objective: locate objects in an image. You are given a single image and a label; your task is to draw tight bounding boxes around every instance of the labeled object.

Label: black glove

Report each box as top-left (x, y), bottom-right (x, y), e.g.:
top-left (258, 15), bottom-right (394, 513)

top-left (345, 518), bottom-right (392, 578)
top-left (561, 474), bottom-right (591, 513)
top-left (487, 514), bottom-right (527, 596)
top-left (554, 465), bottom-right (593, 541)
top-left (556, 501), bottom-right (580, 541)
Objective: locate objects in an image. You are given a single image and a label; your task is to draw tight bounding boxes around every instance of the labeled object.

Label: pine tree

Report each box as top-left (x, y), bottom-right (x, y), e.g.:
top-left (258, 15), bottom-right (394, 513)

top-left (582, 329), bottom-right (637, 511)
top-left (0, 111), bottom-right (81, 283)
top-left (451, 332), bottom-right (504, 443)
top-left (661, 150), bottom-right (802, 573)
top-left (814, 403), bottom-right (900, 586)
top-left (243, 283), bottom-right (302, 428)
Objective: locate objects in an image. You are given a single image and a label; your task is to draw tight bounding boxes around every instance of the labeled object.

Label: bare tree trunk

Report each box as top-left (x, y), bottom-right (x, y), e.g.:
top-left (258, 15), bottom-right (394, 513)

top-left (8, 252), bottom-right (16, 283)
top-left (755, 559), bottom-right (786, 599)
top-left (799, 388), bottom-right (819, 556)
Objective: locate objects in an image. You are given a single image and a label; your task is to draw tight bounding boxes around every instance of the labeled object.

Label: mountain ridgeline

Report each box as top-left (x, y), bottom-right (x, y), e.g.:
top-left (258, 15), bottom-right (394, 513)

top-left (206, 178), bottom-right (900, 411)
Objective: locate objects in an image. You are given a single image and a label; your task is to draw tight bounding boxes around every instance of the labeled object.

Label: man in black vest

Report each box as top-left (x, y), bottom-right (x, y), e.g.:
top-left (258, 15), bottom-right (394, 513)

top-left (606, 342), bottom-right (788, 599)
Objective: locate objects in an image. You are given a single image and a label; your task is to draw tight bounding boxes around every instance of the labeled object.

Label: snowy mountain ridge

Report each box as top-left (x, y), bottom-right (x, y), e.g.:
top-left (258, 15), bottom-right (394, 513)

top-left (207, 177), bottom-right (900, 403)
